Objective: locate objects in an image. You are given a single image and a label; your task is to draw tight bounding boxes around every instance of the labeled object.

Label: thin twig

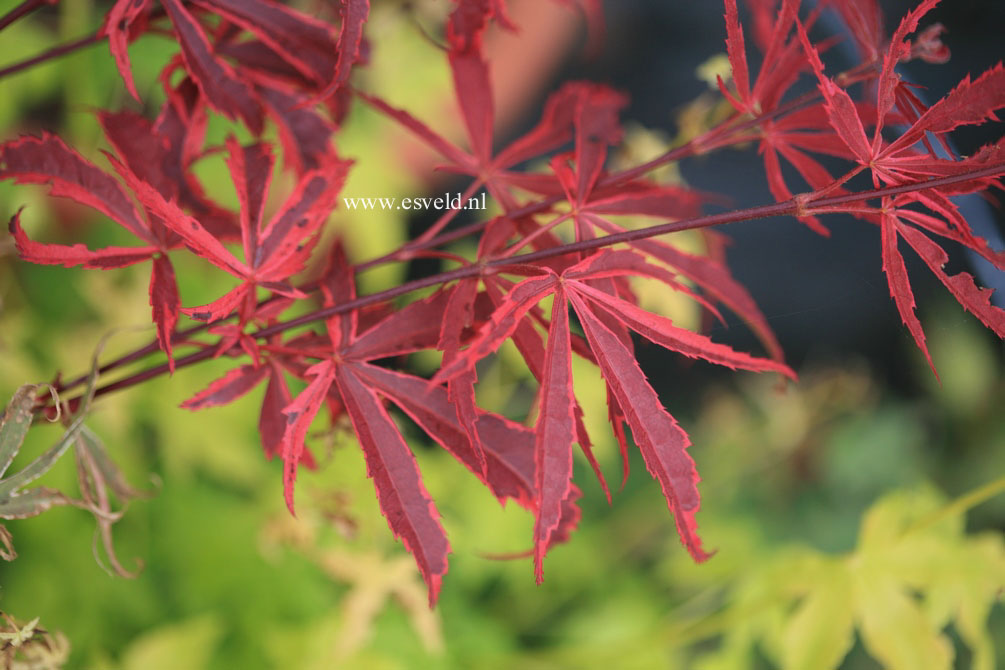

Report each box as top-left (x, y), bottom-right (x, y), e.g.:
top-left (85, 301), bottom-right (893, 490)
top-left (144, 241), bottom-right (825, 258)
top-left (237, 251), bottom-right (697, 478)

top-left (0, 32), bottom-right (103, 80)
top-left (0, 0), bottom-right (53, 34)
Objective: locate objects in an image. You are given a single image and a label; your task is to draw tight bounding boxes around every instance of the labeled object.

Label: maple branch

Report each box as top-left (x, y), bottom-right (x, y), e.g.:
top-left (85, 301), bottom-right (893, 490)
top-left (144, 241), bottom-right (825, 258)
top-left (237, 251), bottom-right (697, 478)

top-left (0, 7), bottom-right (165, 80)
top-left (0, 32), bottom-right (103, 80)
top-left (804, 164), bottom-right (1004, 208)
top-left (328, 162), bottom-right (1005, 334)
top-left (53, 321), bottom-right (210, 394)
top-left (47, 74), bottom-right (864, 398)
top-left (48, 161), bottom-right (1001, 411)
top-left (0, 0), bottom-right (54, 33)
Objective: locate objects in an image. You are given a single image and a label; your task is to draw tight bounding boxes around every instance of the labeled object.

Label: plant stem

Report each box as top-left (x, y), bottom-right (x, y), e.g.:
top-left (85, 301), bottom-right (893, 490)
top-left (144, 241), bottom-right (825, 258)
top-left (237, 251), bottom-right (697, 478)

top-left (0, 32), bottom-right (103, 80)
top-left (48, 160), bottom-right (1001, 409)
top-left (904, 475), bottom-right (1005, 536)
top-left (50, 110), bottom-right (745, 395)
top-left (262, 161), bottom-right (1005, 336)
top-left (28, 58), bottom-right (956, 401)
top-left (0, 0), bottom-right (53, 33)
top-left (49, 65), bottom-right (867, 397)
top-left (0, 6), bottom-right (167, 80)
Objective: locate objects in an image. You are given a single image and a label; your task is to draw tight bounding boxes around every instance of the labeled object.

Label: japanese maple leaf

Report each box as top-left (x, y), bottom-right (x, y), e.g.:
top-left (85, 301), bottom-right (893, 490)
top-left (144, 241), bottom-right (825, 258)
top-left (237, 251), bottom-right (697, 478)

top-left (507, 88), bottom-right (786, 501)
top-left (253, 245), bottom-right (582, 603)
top-left (435, 250), bottom-right (796, 578)
top-left (360, 81), bottom-right (583, 213)
top-left (101, 0), bottom-right (369, 149)
top-left (536, 81), bottom-right (787, 364)
top-left (795, 4), bottom-right (1005, 367)
top-left (169, 34), bottom-right (339, 178)
top-left (428, 80), bottom-right (788, 491)
top-left (183, 258), bottom-right (581, 601)
top-left (718, 0), bottom-right (853, 234)
top-left (2, 133), bottom-right (183, 368)
top-left (878, 196), bottom-right (1005, 377)
top-left (98, 102), bottom-right (238, 240)
top-left (144, 136), bottom-right (351, 324)
top-left (798, 0), bottom-right (1005, 194)
top-left (721, 0), bottom-right (806, 118)
top-left (361, 0), bottom-right (610, 212)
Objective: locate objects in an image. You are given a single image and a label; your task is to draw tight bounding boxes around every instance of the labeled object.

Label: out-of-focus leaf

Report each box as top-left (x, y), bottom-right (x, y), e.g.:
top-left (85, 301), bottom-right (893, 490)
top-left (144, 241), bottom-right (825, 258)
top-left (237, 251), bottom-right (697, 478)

top-left (0, 384), bottom-right (39, 477)
top-left (0, 524), bottom-right (15, 561)
top-left (0, 486), bottom-right (73, 520)
top-left (118, 615), bottom-right (223, 670)
top-left (75, 426), bottom-right (151, 503)
top-left (779, 561), bottom-right (854, 670)
top-left (853, 569), bottom-right (952, 670)
top-left (0, 410), bottom-right (85, 499)
top-left (691, 484), bottom-right (1005, 670)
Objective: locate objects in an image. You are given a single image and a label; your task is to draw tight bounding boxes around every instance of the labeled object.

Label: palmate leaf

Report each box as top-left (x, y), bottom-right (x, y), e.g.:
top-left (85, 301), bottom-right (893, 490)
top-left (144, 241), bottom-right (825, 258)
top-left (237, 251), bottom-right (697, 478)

top-left (718, 0), bottom-right (847, 235)
top-left (800, 0), bottom-right (1005, 187)
top-left (794, 6), bottom-right (1005, 374)
top-left (534, 73), bottom-right (790, 373)
top-left (435, 250), bottom-right (794, 571)
top-left (693, 484), bottom-right (1005, 670)
top-left (362, 0), bottom-right (616, 213)
top-left (1, 131), bottom-right (187, 368)
top-left (138, 136), bottom-right (352, 324)
top-left (102, 0), bottom-right (366, 167)
top-left (180, 248), bottom-right (573, 603)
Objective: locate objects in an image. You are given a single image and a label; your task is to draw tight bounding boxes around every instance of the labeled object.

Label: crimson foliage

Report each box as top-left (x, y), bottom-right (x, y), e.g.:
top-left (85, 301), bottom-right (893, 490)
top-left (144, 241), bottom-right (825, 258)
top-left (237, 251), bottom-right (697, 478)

top-left (2, 0), bottom-right (1004, 604)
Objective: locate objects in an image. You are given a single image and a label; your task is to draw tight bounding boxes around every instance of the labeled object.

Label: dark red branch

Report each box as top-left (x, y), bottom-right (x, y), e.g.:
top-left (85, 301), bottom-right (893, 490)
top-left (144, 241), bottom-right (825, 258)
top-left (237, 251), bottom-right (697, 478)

top-left (48, 161), bottom-right (1001, 411)
top-left (49, 68), bottom-right (872, 398)
top-left (0, 32), bottom-right (103, 80)
top-left (263, 162), bottom-right (1005, 337)
top-left (0, 0), bottom-right (54, 33)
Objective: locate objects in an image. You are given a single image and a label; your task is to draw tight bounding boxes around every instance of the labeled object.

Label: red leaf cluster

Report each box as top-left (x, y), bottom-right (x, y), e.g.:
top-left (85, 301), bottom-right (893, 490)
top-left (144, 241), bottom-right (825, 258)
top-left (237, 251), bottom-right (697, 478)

top-left (3, 0), bottom-right (1003, 604)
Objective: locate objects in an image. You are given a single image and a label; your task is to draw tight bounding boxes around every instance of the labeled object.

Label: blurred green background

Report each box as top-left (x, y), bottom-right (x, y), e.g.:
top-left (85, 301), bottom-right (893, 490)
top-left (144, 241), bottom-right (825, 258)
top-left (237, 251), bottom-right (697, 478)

top-left (0, 2), bottom-right (1003, 669)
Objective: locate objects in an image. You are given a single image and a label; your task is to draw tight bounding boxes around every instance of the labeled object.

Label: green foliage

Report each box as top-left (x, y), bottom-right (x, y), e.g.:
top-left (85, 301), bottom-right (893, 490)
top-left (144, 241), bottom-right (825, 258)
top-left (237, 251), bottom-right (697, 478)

top-left (689, 484), bottom-right (1005, 670)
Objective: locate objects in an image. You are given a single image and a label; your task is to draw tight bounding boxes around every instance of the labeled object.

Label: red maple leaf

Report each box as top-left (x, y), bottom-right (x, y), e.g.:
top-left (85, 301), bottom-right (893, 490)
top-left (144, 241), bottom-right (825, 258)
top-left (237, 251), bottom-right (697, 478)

top-left (147, 136), bottom-right (351, 325)
top-left (796, 2), bottom-right (1005, 371)
top-left (182, 243), bottom-right (583, 604)
top-left (434, 250), bottom-right (796, 577)
top-left (101, 0), bottom-right (365, 174)
top-left (3, 133), bottom-right (185, 369)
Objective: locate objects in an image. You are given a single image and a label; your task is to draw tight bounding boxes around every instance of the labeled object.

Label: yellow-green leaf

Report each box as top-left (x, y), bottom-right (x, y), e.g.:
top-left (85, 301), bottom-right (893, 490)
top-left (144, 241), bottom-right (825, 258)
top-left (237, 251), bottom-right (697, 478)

top-left (119, 616), bottom-right (222, 670)
top-left (780, 562), bottom-right (855, 670)
top-left (853, 570), bottom-right (952, 670)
